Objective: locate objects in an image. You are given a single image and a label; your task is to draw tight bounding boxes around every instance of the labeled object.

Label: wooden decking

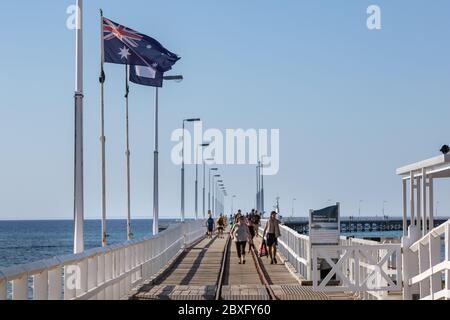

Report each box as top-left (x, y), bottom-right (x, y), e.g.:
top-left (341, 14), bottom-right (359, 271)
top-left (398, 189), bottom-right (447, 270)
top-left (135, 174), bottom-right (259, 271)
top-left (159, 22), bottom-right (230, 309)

top-left (131, 232), bottom-right (357, 300)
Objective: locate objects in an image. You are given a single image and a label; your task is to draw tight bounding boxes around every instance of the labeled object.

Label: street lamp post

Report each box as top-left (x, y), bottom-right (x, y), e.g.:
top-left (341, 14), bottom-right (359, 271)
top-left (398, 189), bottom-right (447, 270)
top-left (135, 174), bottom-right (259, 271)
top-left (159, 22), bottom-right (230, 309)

top-left (218, 184), bottom-right (225, 214)
top-left (196, 143), bottom-right (210, 220)
top-left (212, 174), bottom-right (221, 217)
top-left (208, 168), bottom-right (218, 213)
top-left (358, 200), bottom-right (363, 220)
top-left (153, 75), bottom-right (183, 235)
top-left (202, 156), bottom-right (213, 219)
top-left (181, 118), bottom-right (200, 222)
top-left (73, 0), bottom-right (84, 254)
top-left (292, 198), bottom-right (297, 218)
top-left (231, 195), bottom-right (236, 215)
top-left (214, 179), bottom-right (223, 216)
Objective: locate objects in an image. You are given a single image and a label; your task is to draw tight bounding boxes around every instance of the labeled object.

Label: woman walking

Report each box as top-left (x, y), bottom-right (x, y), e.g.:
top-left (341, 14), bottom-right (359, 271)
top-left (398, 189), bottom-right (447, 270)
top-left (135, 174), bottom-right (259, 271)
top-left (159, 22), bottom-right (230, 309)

top-left (263, 211), bottom-right (281, 264)
top-left (231, 215), bottom-right (252, 264)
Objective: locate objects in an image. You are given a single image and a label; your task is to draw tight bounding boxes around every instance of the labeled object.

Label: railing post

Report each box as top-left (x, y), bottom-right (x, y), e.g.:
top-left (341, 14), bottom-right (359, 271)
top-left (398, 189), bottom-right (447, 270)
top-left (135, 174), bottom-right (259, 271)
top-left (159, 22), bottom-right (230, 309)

top-left (445, 223), bottom-right (450, 297)
top-left (64, 265), bottom-right (76, 300)
top-left (87, 255), bottom-right (98, 299)
top-left (402, 226), bottom-right (419, 300)
top-left (12, 276), bottom-right (28, 300)
top-left (97, 253), bottom-right (105, 300)
top-left (76, 259), bottom-right (88, 298)
top-left (0, 276), bottom-right (6, 300)
top-left (48, 268), bottom-right (62, 300)
top-left (306, 239), bottom-right (312, 281)
top-left (33, 271), bottom-right (49, 300)
top-left (418, 241), bottom-right (431, 298)
top-left (104, 252), bottom-right (113, 300)
top-left (312, 248), bottom-right (317, 289)
top-left (429, 233), bottom-right (441, 299)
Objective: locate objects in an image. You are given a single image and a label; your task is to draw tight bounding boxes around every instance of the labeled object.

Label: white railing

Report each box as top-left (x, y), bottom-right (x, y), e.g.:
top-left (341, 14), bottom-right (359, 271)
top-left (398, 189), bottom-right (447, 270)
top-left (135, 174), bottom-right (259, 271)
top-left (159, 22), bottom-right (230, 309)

top-left (312, 242), bottom-right (402, 300)
top-left (259, 220), bottom-right (311, 280)
top-left (403, 219), bottom-right (450, 300)
top-left (0, 220), bottom-right (205, 300)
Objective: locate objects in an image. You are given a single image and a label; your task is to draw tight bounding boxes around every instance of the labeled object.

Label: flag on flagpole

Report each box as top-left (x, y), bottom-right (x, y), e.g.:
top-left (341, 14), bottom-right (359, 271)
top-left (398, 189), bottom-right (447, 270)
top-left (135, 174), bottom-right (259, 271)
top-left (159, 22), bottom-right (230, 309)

top-left (130, 65), bottom-right (163, 88)
top-left (102, 17), bottom-right (180, 72)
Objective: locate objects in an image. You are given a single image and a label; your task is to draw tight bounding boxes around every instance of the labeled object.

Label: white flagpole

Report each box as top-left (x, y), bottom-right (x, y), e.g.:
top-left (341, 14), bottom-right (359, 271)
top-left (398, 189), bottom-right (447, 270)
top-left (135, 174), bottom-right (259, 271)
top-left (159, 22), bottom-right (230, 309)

top-left (74, 0), bottom-right (84, 254)
top-left (125, 65), bottom-right (132, 241)
top-left (99, 9), bottom-right (107, 247)
top-left (153, 87), bottom-right (160, 235)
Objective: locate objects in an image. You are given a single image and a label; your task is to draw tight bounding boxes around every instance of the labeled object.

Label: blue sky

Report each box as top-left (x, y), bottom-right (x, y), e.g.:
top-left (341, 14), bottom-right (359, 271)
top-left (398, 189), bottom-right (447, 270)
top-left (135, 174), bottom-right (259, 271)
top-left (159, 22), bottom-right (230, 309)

top-left (0, 0), bottom-right (450, 220)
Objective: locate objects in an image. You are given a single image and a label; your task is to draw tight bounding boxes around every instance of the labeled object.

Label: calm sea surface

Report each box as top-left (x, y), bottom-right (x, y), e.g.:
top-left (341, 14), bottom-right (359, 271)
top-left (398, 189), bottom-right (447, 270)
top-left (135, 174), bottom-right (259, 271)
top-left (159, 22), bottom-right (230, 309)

top-left (0, 219), bottom-right (178, 268)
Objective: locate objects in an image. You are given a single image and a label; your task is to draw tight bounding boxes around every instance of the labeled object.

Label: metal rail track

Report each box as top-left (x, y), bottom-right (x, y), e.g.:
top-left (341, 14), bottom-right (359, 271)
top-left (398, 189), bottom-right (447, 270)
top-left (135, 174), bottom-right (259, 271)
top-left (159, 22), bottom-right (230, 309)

top-left (215, 234), bottom-right (277, 300)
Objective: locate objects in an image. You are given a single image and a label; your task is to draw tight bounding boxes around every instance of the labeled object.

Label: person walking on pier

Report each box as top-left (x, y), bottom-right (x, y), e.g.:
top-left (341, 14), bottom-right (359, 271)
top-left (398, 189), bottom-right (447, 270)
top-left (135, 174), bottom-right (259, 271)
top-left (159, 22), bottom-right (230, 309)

top-left (263, 211), bottom-right (281, 264)
top-left (247, 210), bottom-right (261, 252)
top-left (217, 214), bottom-right (225, 239)
top-left (206, 214), bottom-right (215, 239)
top-left (231, 215), bottom-right (252, 264)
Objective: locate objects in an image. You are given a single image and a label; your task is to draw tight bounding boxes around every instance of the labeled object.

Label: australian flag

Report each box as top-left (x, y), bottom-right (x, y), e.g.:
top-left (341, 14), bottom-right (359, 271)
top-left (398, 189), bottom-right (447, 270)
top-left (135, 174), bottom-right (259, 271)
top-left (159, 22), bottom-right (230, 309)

top-left (102, 17), bottom-right (180, 72)
top-left (129, 65), bottom-right (163, 88)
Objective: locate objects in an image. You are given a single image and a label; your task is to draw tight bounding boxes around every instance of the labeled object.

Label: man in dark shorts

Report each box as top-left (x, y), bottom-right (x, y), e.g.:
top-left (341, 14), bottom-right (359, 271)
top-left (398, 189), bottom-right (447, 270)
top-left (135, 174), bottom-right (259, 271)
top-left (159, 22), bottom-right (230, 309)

top-left (206, 214), bottom-right (215, 239)
top-left (263, 211), bottom-right (281, 264)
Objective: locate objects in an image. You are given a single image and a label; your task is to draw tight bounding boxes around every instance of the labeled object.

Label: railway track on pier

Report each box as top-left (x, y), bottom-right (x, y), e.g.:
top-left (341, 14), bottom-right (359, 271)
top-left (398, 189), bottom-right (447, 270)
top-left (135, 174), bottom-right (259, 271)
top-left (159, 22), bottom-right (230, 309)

top-left (132, 229), bottom-right (349, 300)
top-left (215, 233), bottom-right (277, 300)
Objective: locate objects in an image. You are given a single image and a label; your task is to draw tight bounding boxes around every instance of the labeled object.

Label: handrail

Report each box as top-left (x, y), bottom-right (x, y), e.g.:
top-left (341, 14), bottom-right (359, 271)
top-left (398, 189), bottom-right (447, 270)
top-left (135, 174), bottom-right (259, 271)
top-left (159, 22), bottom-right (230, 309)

top-left (409, 220), bottom-right (449, 252)
top-left (259, 219), bottom-right (311, 280)
top-left (0, 220), bottom-right (206, 300)
top-left (404, 218), bottom-right (450, 300)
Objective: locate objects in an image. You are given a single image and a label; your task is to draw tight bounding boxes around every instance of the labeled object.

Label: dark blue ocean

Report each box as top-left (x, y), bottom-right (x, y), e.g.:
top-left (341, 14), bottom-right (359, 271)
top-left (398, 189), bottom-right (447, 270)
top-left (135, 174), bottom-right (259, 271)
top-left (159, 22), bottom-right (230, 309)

top-left (0, 219), bottom-right (177, 268)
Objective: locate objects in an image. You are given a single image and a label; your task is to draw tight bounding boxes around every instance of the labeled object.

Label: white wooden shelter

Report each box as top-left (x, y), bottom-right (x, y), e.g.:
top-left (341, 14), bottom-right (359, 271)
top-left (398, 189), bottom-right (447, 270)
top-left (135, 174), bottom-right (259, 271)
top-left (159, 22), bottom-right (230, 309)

top-left (397, 154), bottom-right (450, 237)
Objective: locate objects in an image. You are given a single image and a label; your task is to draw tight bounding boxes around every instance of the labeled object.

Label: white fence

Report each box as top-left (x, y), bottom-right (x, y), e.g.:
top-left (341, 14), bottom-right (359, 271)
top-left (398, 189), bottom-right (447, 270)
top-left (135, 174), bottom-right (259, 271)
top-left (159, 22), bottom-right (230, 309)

top-left (403, 220), bottom-right (450, 300)
top-left (312, 241), bottom-right (402, 300)
top-left (0, 220), bottom-right (205, 300)
top-left (259, 220), bottom-right (311, 280)
top-left (260, 220), bottom-right (402, 299)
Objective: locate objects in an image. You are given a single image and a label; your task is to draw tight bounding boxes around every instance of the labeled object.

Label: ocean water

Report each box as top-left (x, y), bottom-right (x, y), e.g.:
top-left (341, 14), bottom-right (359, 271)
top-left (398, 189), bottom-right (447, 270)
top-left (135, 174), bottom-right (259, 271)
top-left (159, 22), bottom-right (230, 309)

top-left (0, 219), bottom-right (177, 268)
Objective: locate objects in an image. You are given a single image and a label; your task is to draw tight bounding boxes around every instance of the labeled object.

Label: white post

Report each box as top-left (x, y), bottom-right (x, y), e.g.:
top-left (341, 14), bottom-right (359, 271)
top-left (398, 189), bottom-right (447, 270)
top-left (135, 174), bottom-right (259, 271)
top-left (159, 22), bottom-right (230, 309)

top-left (417, 176), bottom-right (421, 232)
top-left (402, 179), bottom-right (408, 236)
top-left (422, 168), bottom-right (427, 237)
top-left (195, 146), bottom-right (199, 220)
top-left (73, 0), bottom-right (84, 254)
top-left (99, 9), bottom-right (107, 247)
top-left (410, 171), bottom-right (415, 227)
top-left (181, 121), bottom-right (185, 222)
top-left (125, 65), bottom-right (132, 241)
top-left (445, 223), bottom-right (450, 295)
top-left (212, 177), bottom-right (215, 217)
top-left (428, 177), bottom-right (434, 232)
top-left (260, 158), bottom-right (265, 215)
top-left (202, 160), bottom-right (206, 218)
top-left (153, 88), bottom-right (159, 234)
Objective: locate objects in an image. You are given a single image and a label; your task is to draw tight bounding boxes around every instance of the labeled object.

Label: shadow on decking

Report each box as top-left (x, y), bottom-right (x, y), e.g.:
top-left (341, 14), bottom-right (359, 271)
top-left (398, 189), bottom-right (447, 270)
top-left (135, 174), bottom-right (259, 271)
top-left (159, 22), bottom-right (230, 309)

top-left (154, 236), bottom-right (218, 286)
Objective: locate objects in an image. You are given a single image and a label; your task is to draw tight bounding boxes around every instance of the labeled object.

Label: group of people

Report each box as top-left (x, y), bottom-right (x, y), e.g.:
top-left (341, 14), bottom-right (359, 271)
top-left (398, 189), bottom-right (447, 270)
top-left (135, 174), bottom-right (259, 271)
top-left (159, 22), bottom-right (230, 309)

top-left (230, 210), bottom-right (281, 265)
top-left (206, 213), bottom-right (227, 239)
top-left (206, 209), bottom-right (282, 265)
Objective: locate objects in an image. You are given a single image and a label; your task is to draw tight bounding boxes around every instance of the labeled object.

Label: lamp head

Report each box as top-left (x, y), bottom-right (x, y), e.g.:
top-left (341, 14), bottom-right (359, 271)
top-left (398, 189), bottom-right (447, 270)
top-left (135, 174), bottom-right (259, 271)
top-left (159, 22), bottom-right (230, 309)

top-left (163, 75), bottom-right (183, 82)
top-left (440, 145), bottom-right (450, 155)
top-left (185, 118), bottom-right (201, 122)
